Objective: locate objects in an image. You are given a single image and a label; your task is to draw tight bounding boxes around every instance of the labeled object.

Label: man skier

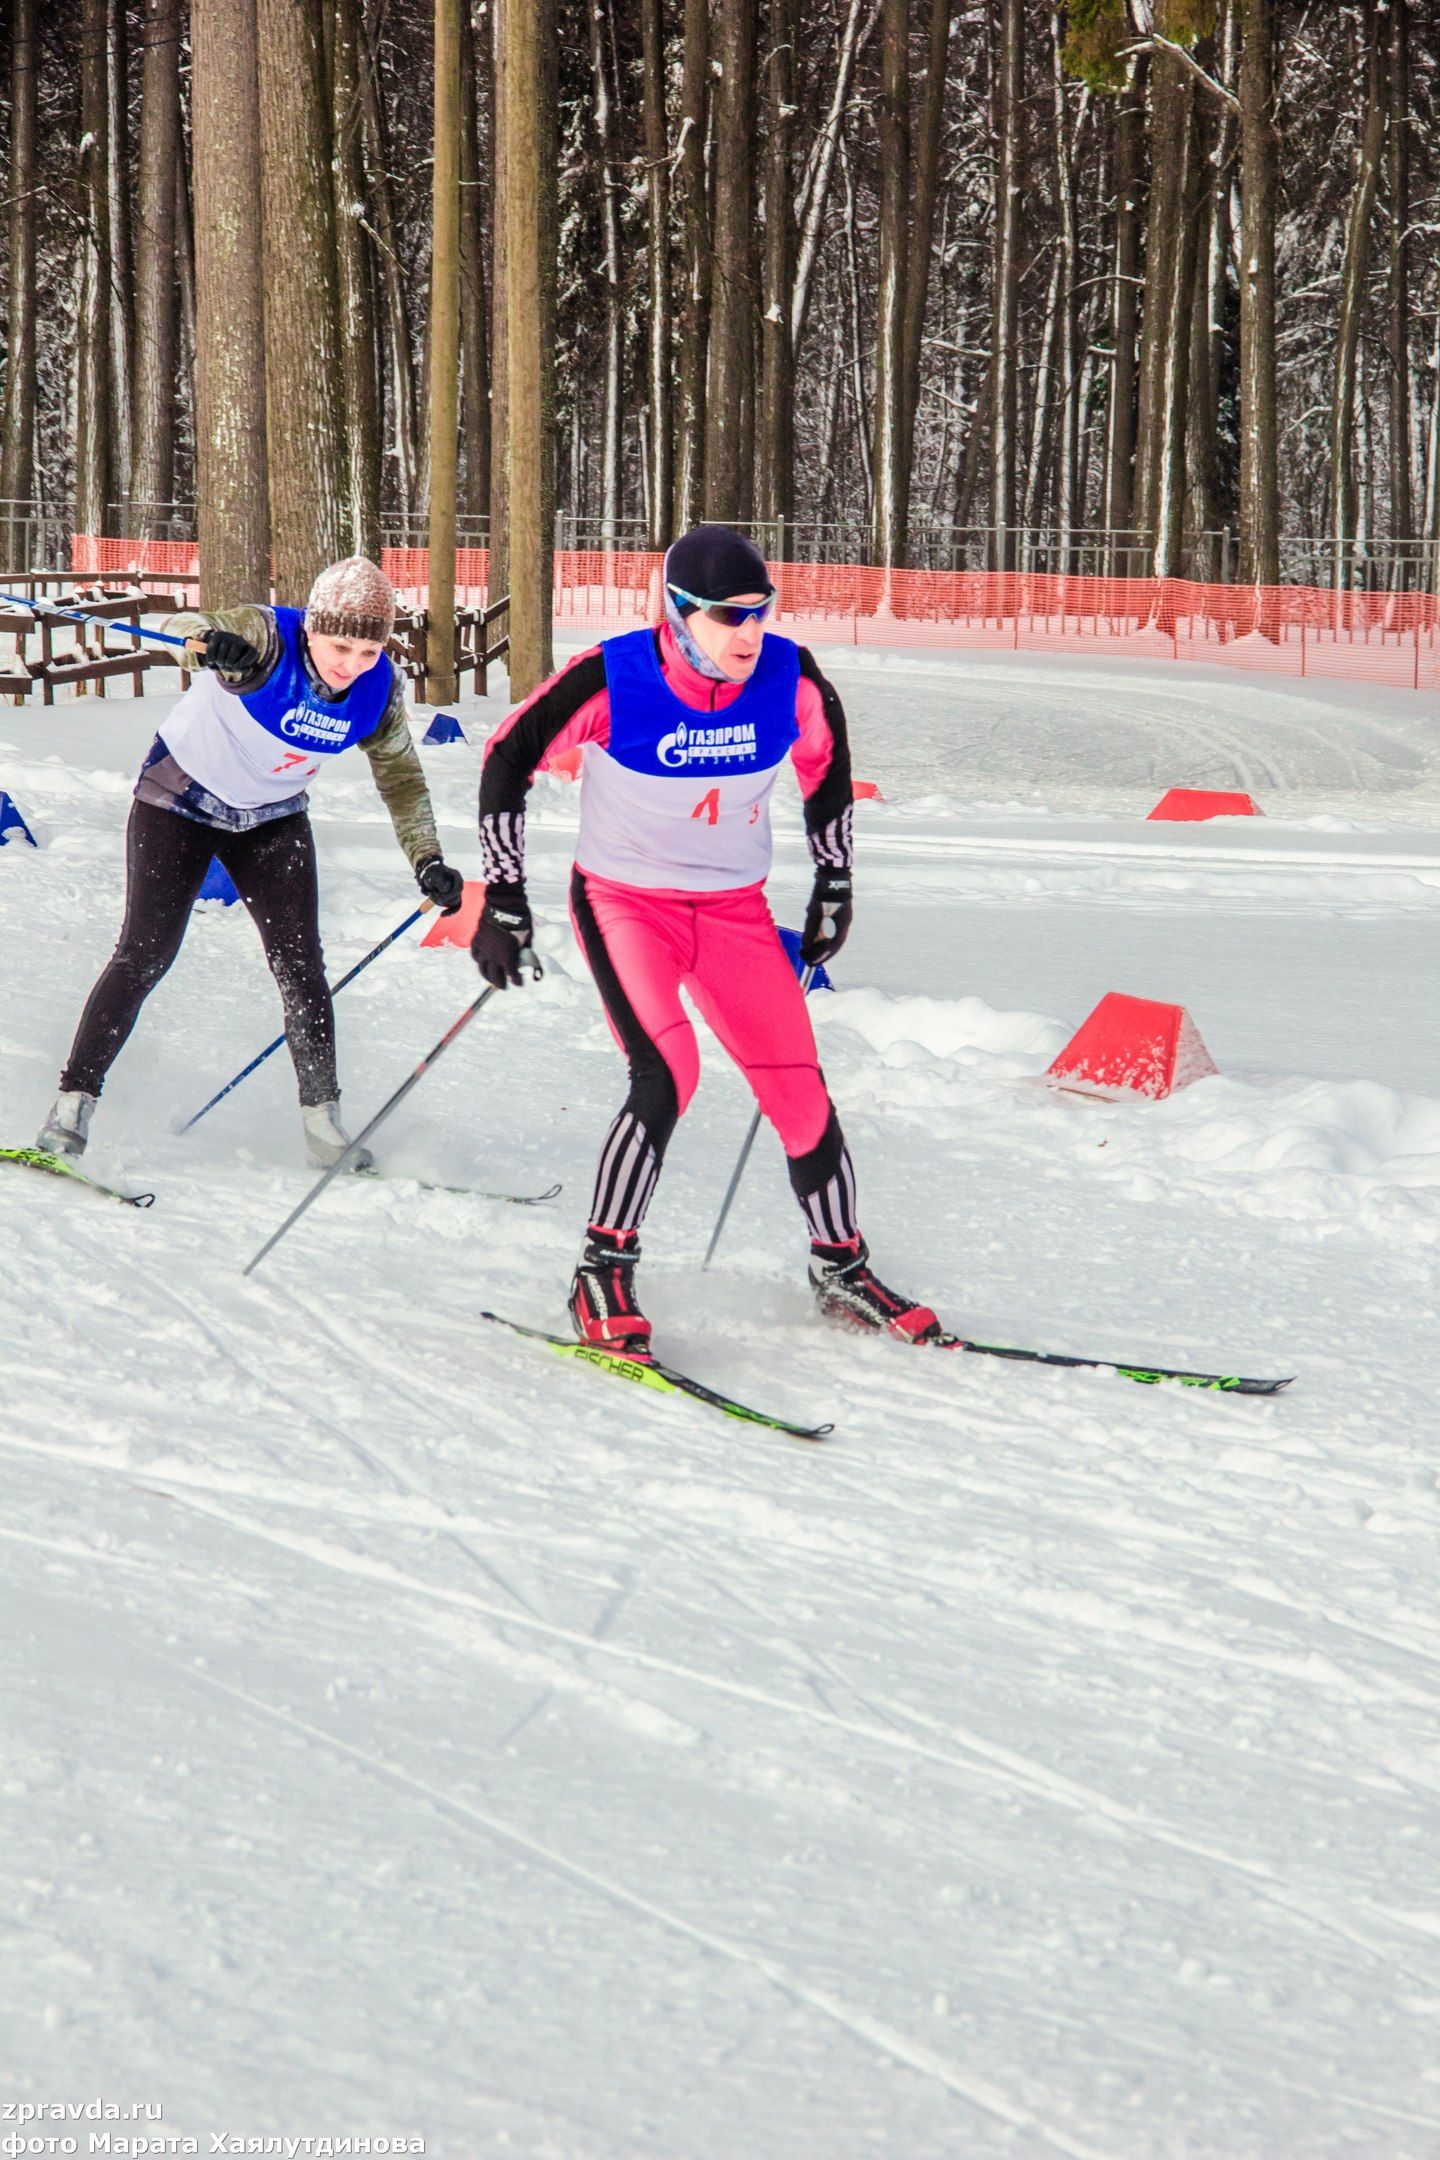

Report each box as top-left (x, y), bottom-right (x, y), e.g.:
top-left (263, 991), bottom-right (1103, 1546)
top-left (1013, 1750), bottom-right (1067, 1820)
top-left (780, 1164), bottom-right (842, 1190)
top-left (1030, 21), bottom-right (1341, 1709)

top-left (38, 557), bottom-right (465, 1169)
top-left (471, 523), bottom-right (939, 1353)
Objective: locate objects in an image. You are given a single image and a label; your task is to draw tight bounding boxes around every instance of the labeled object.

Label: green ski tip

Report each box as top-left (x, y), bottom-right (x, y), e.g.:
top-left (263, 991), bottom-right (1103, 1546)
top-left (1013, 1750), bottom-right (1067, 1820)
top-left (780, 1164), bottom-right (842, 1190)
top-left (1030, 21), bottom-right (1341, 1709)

top-left (480, 1310), bottom-right (832, 1441)
top-left (0, 1145), bottom-right (155, 1208)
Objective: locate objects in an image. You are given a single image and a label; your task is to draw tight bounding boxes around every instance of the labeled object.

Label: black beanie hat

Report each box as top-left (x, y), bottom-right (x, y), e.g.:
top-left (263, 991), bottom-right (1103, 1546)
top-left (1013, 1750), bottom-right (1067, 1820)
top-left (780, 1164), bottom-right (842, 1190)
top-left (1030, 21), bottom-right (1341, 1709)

top-left (663, 525), bottom-right (774, 613)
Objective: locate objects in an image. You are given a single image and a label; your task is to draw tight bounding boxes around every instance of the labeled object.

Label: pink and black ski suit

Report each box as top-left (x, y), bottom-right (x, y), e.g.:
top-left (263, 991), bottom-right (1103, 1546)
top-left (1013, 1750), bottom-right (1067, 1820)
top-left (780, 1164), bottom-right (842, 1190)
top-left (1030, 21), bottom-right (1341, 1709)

top-left (478, 622), bottom-right (861, 1247)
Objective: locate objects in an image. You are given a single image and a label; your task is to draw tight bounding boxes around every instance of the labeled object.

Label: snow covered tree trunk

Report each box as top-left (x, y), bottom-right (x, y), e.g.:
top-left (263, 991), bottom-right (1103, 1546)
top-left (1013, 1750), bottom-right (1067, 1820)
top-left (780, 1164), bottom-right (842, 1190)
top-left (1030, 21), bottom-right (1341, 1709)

top-left (840, 131), bottom-right (873, 522)
top-left (1385, 0), bottom-right (1413, 561)
top-left (1023, 250), bottom-right (1061, 542)
top-left (639, 0), bottom-right (672, 549)
top-left (869, 0), bottom-right (908, 569)
top-left (331, 0), bottom-right (382, 561)
top-left (501, 0), bottom-right (553, 693)
top-left (488, 0), bottom-right (508, 599)
top-left (704, 0), bottom-right (757, 525)
top-left (1, 0), bottom-right (38, 564)
top-left (359, 20), bottom-right (421, 533)
top-left (897, 0), bottom-right (949, 556)
top-left (587, 0), bottom-right (623, 548)
top-left (1105, 55), bottom-right (1145, 570)
top-left (989, 0), bottom-right (1023, 570)
top-left (76, 0), bottom-right (114, 543)
top-left (1135, 51), bottom-right (1203, 580)
top-left (1133, 55), bottom-right (1180, 563)
top-left (106, 0), bottom-right (134, 529)
top-left (256, 0), bottom-right (351, 602)
top-left (426, 0), bottom-right (460, 703)
top-left (458, 0), bottom-right (491, 533)
top-left (813, 300), bottom-right (846, 527)
top-left (1423, 308), bottom-right (1440, 586)
top-left (755, 0), bottom-right (795, 549)
top-left (1184, 16), bottom-right (1230, 580)
top-left (191, 0), bottom-right (270, 602)
top-left (1237, 0), bottom-right (1278, 589)
top-left (173, 133), bottom-right (197, 510)
top-left (131, 0), bottom-right (180, 543)
top-left (1158, 74), bottom-right (1206, 581)
top-left (672, 0), bottom-right (710, 529)
top-left (1186, 175), bottom-right (1219, 575)
top-left (1330, 5), bottom-right (1385, 594)
top-left (1049, 11), bottom-right (1080, 563)
top-left (790, 0), bottom-right (873, 359)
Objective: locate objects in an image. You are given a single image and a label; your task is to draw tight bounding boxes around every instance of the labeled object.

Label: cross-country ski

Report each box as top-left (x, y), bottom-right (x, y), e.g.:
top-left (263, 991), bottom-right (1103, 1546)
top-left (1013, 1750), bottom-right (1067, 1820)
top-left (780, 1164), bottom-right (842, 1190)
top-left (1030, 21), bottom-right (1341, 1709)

top-left (358, 1169), bottom-right (563, 1206)
top-left (480, 1310), bottom-right (833, 1441)
top-left (930, 1332), bottom-right (1294, 1395)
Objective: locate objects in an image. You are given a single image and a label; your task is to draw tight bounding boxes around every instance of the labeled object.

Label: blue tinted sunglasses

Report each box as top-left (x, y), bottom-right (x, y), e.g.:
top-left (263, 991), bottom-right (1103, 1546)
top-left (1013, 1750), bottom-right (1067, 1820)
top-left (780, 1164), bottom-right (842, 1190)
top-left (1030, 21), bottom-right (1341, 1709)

top-left (668, 583), bottom-right (776, 628)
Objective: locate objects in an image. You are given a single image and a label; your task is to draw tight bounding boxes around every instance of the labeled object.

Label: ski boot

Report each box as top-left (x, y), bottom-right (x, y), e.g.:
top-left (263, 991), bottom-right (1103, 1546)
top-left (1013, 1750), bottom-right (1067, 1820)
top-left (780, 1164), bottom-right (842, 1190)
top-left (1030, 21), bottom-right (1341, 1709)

top-left (809, 1238), bottom-right (941, 1342)
top-left (36, 1090), bottom-right (97, 1159)
top-left (301, 1100), bottom-right (374, 1173)
top-left (569, 1230), bottom-right (652, 1356)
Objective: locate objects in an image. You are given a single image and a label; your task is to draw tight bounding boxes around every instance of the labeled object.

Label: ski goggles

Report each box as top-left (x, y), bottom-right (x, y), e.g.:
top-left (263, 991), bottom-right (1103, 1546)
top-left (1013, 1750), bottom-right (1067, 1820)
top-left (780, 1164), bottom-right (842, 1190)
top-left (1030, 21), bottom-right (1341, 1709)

top-left (667, 584), bottom-right (776, 628)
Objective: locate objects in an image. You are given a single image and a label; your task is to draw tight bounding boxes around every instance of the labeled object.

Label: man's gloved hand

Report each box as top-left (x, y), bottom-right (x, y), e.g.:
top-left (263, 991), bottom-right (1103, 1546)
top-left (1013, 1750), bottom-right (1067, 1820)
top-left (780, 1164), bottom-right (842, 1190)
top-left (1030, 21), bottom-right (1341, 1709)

top-left (800, 867), bottom-right (853, 969)
top-left (197, 626), bottom-right (263, 675)
top-left (471, 880), bottom-right (536, 988)
top-left (416, 855), bottom-right (466, 915)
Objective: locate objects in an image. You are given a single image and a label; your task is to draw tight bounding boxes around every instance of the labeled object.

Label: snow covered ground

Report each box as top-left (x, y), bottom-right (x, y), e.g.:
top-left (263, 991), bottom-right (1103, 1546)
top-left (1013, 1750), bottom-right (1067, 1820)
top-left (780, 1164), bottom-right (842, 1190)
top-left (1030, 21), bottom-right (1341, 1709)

top-left (3, 647), bottom-right (1440, 2157)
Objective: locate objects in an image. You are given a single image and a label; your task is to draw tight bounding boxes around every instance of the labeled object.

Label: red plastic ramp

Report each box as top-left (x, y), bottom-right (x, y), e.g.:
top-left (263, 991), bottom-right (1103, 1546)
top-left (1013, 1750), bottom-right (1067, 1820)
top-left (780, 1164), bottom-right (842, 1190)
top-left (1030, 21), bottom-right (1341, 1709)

top-left (1046, 992), bottom-right (1218, 1101)
top-left (1147, 788), bottom-right (1263, 821)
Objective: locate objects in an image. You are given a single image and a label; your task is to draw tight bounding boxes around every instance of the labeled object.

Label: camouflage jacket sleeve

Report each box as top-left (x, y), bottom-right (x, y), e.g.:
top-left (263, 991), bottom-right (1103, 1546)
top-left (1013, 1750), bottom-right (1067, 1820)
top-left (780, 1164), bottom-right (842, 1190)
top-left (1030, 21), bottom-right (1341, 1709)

top-left (357, 672), bottom-right (442, 870)
top-left (163, 604), bottom-right (279, 692)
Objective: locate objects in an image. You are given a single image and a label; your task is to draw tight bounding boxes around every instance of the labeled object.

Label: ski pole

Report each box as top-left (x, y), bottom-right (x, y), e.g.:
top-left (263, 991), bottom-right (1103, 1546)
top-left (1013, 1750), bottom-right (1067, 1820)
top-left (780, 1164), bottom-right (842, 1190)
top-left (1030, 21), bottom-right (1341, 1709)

top-left (243, 951), bottom-right (542, 1279)
top-left (702, 964), bottom-right (817, 1270)
top-left (0, 588), bottom-right (203, 652)
top-left (176, 900), bottom-right (436, 1134)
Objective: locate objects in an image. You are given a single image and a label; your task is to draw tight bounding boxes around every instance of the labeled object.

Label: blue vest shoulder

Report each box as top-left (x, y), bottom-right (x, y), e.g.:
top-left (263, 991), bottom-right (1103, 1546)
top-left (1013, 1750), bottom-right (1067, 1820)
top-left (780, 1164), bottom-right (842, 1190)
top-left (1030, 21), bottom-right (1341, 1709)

top-left (600, 628), bottom-right (799, 778)
top-left (239, 606), bottom-right (393, 753)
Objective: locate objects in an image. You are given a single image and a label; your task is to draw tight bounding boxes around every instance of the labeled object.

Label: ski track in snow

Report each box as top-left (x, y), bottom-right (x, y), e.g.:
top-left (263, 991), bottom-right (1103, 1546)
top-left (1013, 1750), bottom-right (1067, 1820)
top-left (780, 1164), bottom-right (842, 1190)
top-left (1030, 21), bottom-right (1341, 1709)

top-left (4, 656), bottom-right (1440, 2156)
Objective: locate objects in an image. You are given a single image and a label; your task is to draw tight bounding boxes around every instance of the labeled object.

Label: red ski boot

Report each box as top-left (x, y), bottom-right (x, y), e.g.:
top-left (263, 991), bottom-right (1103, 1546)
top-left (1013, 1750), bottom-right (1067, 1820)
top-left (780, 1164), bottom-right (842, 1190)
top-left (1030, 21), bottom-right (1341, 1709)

top-left (809, 1239), bottom-right (941, 1342)
top-left (569, 1231), bottom-right (653, 1355)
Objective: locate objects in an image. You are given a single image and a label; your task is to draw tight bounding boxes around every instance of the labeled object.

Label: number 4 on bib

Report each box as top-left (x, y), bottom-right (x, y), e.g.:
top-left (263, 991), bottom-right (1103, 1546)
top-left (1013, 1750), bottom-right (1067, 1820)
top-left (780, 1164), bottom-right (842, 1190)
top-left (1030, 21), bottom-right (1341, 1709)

top-left (690, 787), bottom-right (720, 825)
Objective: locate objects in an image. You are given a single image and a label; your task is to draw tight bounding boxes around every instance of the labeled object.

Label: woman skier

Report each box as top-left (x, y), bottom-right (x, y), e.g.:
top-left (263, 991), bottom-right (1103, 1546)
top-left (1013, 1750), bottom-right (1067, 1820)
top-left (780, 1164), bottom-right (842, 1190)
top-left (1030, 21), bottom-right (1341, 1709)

top-left (471, 523), bottom-right (938, 1352)
top-left (37, 556), bottom-right (465, 1169)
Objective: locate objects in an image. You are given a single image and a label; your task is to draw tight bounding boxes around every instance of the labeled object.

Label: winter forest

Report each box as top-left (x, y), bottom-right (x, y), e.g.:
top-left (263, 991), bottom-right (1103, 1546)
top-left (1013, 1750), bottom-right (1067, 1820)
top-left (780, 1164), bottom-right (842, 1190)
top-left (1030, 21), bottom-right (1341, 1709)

top-left (2, 0), bottom-right (1439, 614)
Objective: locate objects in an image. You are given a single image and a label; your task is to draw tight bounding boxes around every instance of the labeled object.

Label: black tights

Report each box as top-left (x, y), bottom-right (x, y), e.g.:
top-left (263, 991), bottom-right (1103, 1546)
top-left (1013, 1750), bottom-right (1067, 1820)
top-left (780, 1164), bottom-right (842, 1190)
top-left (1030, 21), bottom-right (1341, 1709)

top-left (61, 800), bottom-right (337, 1104)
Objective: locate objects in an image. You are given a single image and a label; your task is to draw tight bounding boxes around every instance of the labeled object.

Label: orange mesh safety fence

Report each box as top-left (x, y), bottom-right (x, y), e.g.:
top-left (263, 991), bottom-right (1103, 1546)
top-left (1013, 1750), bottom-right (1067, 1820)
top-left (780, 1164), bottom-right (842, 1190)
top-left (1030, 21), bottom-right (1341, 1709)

top-left (70, 536), bottom-right (1440, 691)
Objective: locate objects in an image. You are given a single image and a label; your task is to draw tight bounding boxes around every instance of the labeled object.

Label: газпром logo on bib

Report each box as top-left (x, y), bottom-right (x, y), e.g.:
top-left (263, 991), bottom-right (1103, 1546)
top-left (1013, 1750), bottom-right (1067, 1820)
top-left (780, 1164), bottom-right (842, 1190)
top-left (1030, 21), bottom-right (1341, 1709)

top-left (280, 703), bottom-right (353, 746)
top-left (656, 718), bottom-right (758, 770)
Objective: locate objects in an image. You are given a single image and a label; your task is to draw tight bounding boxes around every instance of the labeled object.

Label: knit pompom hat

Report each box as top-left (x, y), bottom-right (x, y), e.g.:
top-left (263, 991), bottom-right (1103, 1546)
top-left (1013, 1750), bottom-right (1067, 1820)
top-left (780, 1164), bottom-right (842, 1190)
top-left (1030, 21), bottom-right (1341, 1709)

top-left (304, 557), bottom-right (396, 644)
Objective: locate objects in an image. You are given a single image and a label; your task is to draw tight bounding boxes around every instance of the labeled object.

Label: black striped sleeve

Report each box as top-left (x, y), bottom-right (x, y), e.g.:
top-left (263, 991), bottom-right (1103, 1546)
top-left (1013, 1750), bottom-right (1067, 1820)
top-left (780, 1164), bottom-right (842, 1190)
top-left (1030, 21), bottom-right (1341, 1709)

top-left (797, 647), bottom-right (855, 873)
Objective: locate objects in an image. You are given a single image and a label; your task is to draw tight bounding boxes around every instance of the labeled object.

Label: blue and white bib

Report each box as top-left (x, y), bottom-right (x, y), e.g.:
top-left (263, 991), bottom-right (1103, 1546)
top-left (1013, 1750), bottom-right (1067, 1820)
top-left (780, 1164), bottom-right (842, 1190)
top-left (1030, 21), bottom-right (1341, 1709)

top-left (158, 606), bottom-right (394, 814)
top-left (575, 629), bottom-right (800, 890)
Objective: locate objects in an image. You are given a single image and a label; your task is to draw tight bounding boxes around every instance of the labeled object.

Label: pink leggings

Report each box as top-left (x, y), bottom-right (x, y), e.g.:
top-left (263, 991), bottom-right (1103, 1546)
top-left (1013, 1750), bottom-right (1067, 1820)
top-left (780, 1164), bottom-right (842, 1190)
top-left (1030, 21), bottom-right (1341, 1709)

top-left (569, 868), bottom-right (858, 1244)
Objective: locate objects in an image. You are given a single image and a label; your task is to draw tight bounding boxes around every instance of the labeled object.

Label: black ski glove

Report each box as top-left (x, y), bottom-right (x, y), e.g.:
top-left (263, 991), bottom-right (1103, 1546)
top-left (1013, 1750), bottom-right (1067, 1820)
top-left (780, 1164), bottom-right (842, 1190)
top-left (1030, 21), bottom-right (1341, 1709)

top-left (198, 626), bottom-right (263, 676)
top-left (471, 880), bottom-right (537, 988)
top-left (800, 867), bottom-right (853, 969)
top-left (416, 855), bottom-right (466, 915)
